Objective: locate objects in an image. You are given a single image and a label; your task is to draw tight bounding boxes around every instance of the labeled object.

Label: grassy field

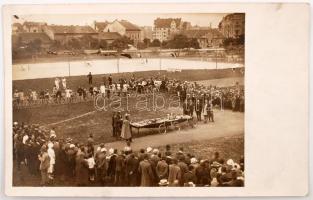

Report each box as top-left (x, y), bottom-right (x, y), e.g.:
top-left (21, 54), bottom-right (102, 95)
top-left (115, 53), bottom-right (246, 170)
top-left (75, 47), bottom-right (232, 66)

top-left (13, 68), bottom-right (244, 92)
top-left (13, 135), bottom-right (243, 186)
top-left (13, 68), bottom-right (244, 144)
top-left (13, 94), bottom-right (182, 144)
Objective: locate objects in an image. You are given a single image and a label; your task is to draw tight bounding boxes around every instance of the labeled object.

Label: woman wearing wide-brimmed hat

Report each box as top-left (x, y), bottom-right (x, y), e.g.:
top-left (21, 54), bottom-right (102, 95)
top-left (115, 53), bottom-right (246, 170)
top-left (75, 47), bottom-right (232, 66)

top-left (120, 114), bottom-right (132, 143)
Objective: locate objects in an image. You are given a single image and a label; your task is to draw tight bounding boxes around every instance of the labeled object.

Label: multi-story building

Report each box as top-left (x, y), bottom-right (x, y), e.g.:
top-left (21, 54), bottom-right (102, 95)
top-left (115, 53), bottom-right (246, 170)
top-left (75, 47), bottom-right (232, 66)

top-left (218, 13), bottom-right (245, 38)
top-left (102, 20), bottom-right (142, 46)
top-left (140, 26), bottom-right (153, 41)
top-left (152, 18), bottom-right (192, 42)
top-left (152, 18), bottom-right (181, 42)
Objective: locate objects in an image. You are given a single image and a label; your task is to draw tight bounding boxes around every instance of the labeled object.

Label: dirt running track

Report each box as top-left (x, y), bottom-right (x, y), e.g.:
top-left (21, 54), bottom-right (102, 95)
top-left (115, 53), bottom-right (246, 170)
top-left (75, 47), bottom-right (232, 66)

top-left (104, 110), bottom-right (244, 151)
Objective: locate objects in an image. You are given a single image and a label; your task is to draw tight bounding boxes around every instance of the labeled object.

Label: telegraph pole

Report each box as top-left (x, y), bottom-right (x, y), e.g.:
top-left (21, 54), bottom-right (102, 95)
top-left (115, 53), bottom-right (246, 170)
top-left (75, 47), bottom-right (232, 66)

top-left (215, 49), bottom-right (218, 70)
top-left (68, 56), bottom-right (71, 77)
top-left (117, 55), bottom-right (120, 73)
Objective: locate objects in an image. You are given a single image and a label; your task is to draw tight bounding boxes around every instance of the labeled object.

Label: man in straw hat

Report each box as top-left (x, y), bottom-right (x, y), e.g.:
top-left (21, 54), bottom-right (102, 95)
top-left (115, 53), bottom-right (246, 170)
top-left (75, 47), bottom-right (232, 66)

top-left (158, 179), bottom-right (169, 187)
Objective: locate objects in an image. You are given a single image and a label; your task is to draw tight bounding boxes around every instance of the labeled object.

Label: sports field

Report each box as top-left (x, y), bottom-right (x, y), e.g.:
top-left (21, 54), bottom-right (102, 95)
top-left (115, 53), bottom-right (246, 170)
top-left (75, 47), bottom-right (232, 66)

top-left (13, 68), bottom-right (244, 145)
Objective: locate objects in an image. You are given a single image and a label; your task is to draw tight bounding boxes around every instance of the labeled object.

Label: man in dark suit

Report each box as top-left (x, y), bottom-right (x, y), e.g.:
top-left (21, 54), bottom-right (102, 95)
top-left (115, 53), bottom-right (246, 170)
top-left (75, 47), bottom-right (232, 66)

top-left (208, 101), bottom-right (214, 122)
top-left (112, 112), bottom-right (117, 138)
top-left (195, 99), bottom-right (202, 121)
top-left (115, 112), bottom-right (123, 137)
top-left (115, 151), bottom-right (125, 186)
top-left (125, 152), bottom-right (140, 186)
top-left (107, 149), bottom-right (117, 184)
top-left (183, 99), bottom-right (189, 115)
top-left (188, 99), bottom-right (194, 117)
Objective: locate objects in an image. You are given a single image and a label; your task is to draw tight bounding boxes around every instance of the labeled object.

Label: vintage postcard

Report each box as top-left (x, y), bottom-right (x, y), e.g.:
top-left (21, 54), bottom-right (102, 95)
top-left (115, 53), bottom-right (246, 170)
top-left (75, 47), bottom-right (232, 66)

top-left (2, 2), bottom-right (309, 197)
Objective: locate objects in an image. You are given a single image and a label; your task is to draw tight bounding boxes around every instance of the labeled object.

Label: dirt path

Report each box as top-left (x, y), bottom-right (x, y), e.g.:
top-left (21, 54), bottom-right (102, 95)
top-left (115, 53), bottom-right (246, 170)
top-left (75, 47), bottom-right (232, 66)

top-left (103, 110), bottom-right (244, 151)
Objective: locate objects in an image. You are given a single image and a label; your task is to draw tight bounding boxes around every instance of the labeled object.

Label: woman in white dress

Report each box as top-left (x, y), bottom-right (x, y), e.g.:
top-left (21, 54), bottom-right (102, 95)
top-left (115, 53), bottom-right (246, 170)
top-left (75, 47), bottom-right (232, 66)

top-left (120, 114), bottom-right (132, 143)
top-left (47, 142), bottom-right (55, 179)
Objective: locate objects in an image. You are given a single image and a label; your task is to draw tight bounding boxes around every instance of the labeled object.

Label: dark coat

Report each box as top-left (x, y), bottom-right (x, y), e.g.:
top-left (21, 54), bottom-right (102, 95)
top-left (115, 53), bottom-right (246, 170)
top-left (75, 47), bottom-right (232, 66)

top-left (125, 155), bottom-right (139, 186)
top-left (168, 164), bottom-right (181, 185)
top-left (156, 160), bottom-right (168, 180)
top-left (75, 155), bottom-right (89, 186)
top-left (107, 154), bottom-right (117, 176)
top-left (138, 160), bottom-right (154, 186)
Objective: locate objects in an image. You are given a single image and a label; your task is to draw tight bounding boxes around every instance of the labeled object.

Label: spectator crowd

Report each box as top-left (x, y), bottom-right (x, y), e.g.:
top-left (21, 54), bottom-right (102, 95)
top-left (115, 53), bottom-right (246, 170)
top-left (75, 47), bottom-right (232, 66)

top-left (13, 72), bottom-right (244, 113)
top-left (13, 121), bottom-right (244, 187)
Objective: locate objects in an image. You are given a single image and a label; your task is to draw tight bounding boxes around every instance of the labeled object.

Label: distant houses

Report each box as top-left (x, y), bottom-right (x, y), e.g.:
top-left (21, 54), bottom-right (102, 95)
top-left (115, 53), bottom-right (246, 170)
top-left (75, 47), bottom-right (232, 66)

top-left (93, 21), bottom-right (109, 32)
top-left (43, 25), bottom-right (97, 45)
top-left (152, 18), bottom-right (189, 42)
top-left (182, 29), bottom-right (224, 48)
top-left (98, 32), bottom-right (122, 44)
top-left (12, 14), bottom-right (243, 52)
top-left (152, 17), bottom-right (225, 48)
top-left (101, 20), bottom-right (142, 46)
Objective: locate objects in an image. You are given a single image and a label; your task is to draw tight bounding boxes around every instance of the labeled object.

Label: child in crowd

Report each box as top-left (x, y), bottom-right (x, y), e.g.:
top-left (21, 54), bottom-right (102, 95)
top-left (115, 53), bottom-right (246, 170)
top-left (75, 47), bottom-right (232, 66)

top-left (87, 154), bottom-right (96, 182)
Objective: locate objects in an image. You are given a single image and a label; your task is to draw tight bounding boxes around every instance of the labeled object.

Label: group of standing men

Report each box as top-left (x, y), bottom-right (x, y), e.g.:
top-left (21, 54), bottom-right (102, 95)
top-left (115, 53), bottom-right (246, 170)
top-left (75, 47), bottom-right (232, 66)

top-left (183, 98), bottom-right (214, 123)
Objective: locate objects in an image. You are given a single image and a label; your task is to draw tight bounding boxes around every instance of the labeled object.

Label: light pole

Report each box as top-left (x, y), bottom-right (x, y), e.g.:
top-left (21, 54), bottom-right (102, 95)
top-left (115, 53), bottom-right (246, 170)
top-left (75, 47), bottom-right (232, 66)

top-left (117, 54), bottom-right (120, 73)
top-left (159, 42), bottom-right (162, 72)
top-left (215, 49), bottom-right (218, 70)
top-left (68, 56), bottom-right (71, 77)
top-left (159, 56), bottom-right (162, 71)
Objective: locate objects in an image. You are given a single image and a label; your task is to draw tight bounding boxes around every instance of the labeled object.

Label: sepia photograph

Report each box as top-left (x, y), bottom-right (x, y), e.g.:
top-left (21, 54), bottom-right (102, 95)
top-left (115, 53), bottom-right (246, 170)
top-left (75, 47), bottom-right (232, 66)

top-left (10, 12), bottom-right (245, 188)
top-left (2, 1), bottom-right (311, 198)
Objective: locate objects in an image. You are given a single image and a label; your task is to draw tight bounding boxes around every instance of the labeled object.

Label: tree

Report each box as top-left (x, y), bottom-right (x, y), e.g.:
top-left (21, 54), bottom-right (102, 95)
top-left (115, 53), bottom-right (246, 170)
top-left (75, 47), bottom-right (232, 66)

top-left (67, 38), bottom-right (81, 50)
top-left (187, 38), bottom-right (200, 49)
top-left (150, 39), bottom-right (161, 47)
top-left (80, 35), bottom-right (98, 49)
top-left (222, 34), bottom-right (245, 48)
top-left (222, 38), bottom-right (234, 47)
top-left (109, 36), bottom-right (132, 52)
top-left (137, 41), bottom-right (147, 50)
top-left (166, 34), bottom-right (189, 49)
top-left (27, 38), bottom-right (42, 53)
top-left (161, 40), bottom-right (169, 48)
top-left (143, 38), bottom-right (151, 47)
top-left (237, 34), bottom-right (245, 45)
top-left (99, 39), bottom-right (108, 49)
top-left (50, 40), bottom-right (62, 51)
top-left (166, 34), bottom-right (200, 49)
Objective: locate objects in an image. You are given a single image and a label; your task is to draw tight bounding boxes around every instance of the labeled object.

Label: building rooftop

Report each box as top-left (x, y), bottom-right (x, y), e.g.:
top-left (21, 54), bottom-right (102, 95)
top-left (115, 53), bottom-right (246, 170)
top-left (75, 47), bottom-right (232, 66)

top-left (23, 21), bottom-right (47, 27)
top-left (47, 25), bottom-right (96, 34)
top-left (98, 32), bottom-right (122, 40)
top-left (94, 21), bottom-right (109, 32)
top-left (118, 20), bottom-right (141, 31)
top-left (183, 29), bottom-right (224, 39)
top-left (17, 32), bottom-right (51, 44)
top-left (154, 18), bottom-right (182, 28)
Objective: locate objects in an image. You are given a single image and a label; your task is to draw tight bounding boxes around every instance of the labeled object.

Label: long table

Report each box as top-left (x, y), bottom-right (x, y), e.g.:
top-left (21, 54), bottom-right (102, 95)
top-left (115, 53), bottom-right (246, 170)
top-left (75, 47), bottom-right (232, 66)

top-left (130, 115), bottom-right (193, 134)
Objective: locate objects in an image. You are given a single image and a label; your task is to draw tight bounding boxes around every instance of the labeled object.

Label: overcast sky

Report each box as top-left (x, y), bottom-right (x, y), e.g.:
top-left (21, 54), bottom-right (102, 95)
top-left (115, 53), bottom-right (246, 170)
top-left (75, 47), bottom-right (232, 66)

top-left (13, 13), bottom-right (228, 28)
